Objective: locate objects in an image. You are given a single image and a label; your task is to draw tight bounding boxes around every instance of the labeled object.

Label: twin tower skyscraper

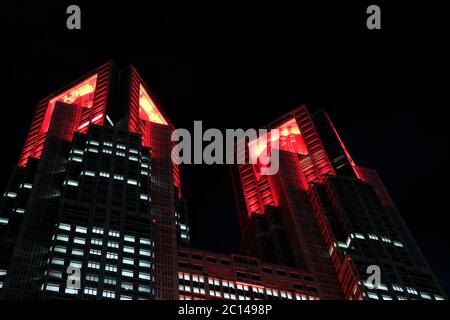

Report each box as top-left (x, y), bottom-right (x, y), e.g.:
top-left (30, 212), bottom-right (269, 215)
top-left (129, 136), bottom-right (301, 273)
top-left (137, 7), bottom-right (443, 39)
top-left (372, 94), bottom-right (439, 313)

top-left (0, 62), bottom-right (446, 300)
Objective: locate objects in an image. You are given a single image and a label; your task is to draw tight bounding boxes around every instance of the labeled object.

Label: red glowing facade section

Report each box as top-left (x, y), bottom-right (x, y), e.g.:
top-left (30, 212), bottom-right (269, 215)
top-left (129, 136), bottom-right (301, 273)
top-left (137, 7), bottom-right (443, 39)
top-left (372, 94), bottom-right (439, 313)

top-left (18, 63), bottom-right (111, 167)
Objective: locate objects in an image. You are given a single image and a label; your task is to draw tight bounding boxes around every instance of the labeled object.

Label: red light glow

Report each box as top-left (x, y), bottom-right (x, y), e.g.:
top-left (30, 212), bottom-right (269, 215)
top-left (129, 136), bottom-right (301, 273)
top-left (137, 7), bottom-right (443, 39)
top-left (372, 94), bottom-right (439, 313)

top-left (139, 84), bottom-right (168, 125)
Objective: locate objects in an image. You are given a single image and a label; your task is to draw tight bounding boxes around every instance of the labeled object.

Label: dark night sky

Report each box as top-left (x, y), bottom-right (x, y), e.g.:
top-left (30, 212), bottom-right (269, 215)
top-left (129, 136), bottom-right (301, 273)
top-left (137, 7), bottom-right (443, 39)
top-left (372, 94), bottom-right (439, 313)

top-left (0, 1), bottom-right (449, 293)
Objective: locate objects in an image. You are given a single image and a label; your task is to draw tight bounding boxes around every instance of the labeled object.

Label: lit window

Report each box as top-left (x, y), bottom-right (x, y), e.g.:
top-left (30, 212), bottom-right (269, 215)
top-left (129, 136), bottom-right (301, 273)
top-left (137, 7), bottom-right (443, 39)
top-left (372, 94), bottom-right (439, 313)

top-left (75, 226), bottom-right (87, 233)
top-left (393, 241), bottom-right (404, 247)
top-left (54, 246), bottom-right (67, 253)
top-left (382, 295), bottom-right (393, 300)
top-left (71, 249), bottom-right (84, 256)
top-left (105, 264), bottom-right (117, 272)
top-left (90, 249), bottom-right (101, 256)
top-left (420, 292), bottom-right (432, 300)
top-left (397, 296), bottom-right (408, 300)
top-left (407, 287), bottom-right (418, 295)
top-left (116, 151), bottom-right (126, 157)
top-left (121, 295), bottom-right (132, 300)
top-left (100, 171), bottom-right (110, 178)
top-left (91, 238), bottom-right (103, 246)
top-left (139, 249), bottom-right (151, 257)
top-left (89, 140), bottom-right (99, 146)
top-left (368, 292), bottom-right (379, 300)
top-left (122, 269), bottom-right (134, 278)
top-left (102, 148), bottom-right (112, 154)
top-left (87, 147), bottom-right (98, 153)
top-left (93, 227), bottom-right (104, 234)
top-left (139, 272), bottom-right (151, 280)
top-left (114, 174), bottom-right (124, 181)
top-left (392, 285), bottom-right (404, 292)
top-left (127, 179), bottom-right (138, 186)
top-left (70, 261), bottom-right (82, 268)
top-left (139, 261), bottom-right (152, 269)
top-left (104, 141), bottom-right (113, 147)
top-left (72, 149), bottom-right (84, 155)
top-left (69, 156), bottom-right (83, 163)
top-left (108, 241), bottom-right (119, 248)
top-left (74, 237), bottom-right (85, 245)
top-left (141, 163), bottom-right (148, 169)
top-left (124, 235), bottom-right (135, 242)
top-left (434, 295), bottom-right (445, 300)
top-left (4, 192), bottom-right (17, 198)
top-left (56, 235), bottom-right (69, 242)
top-left (84, 287), bottom-right (97, 295)
top-left (138, 285), bottom-right (151, 293)
top-left (123, 258), bottom-right (134, 265)
top-left (107, 252), bottom-right (118, 260)
top-left (0, 218), bottom-right (9, 225)
top-left (46, 284), bottom-right (60, 292)
top-left (140, 194), bottom-right (149, 201)
top-left (21, 183), bottom-right (33, 189)
top-left (102, 290), bottom-right (116, 299)
top-left (117, 144), bottom-right (126, 150)
top-left (140, 238), bottom-right (152, 245)
top-left (140, 170), bottom-right (149, 176)
top-left (104, 277), bottom-right (117, 285)
top-left (48, 271), bottom-right (62, 279)
top-left (59, 223), bottom-right (71, 231)
top-left (354, 233), bottom-right (365, 239)
top-left (88, 262), bottom-right (100, 269)
top-left (129, 156), bottom-right (139, 162)
top-left (121, 282), bottom-right (133, 290)
top-left (52, 258), bottom-right (65, 266)
top-left (130, 148), bottom-right (139, 154)
top-left (86, 274), bottom-right (99, 282)
top-left (109, 230), bottom-right (120, 237)
top-left (124, 246), bottom-right (134, 254)
top-left (64, 180), bottom-right (79, 187)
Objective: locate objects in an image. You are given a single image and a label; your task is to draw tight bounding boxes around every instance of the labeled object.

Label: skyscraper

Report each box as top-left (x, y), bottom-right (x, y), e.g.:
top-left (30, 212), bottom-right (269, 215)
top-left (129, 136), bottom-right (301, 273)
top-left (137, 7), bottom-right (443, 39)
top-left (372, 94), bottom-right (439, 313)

top-left (230, 105), bottom-right (447, 300)
top-left (0, 62), bottom-right (182, 299)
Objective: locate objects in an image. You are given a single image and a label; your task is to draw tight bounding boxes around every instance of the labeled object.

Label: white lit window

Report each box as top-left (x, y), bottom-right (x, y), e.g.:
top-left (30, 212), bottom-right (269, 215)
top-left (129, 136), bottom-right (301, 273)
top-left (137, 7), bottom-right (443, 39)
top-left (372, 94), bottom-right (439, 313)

top-left (75, 226), bottom-right (87, 234)
top-left (56, 235), bottom-right (69, 242)
top-left (382, 295), bottom-right (393, 300)
top-left (130, 148), bottom-right (139, 154)
top-left (72, 149), bottom-right (84, 155)
top-left (141, 163), bottom-right (148, 169)
top-left (108, 241), bottom-right (119, 248)
top-left (381, 236), bottom-right (392, 243)
top-left (121, 283), bottom-right (133, 290)
top-left (392, 285), bottom-right (404, 292)
top-left (129, 156), bottom-right (139, 162)
top-left (354, 233), bottom-right (365, 239)
top-left (102, 148), bottom-right (112, 154)
top-left (127, 179), bottom-right (137, 185)
top-left (109, 230), bottom-right (120, 237)
top-left (54, 246), bottom-right (67, 253)
top-left (124, 246), bottom-right (134, 254)
top-left (406, 287), bottom-right (418, 295)
top-left (368, 234), bottom-right (379, 240)
top-left (84, 287), bottom-right (97, 295)
top-left (0, 218), bottom-right (8, 225)
top-left (46, 284), bottom-right (60, 292)
top-left (104, 277), bottom-right (116, 285)
top-left (434, 295), bottom-right (445, 300)
top-left (48, 271), bottom-right (62, 279)
top-left (117, 144), bottom-right (126, 150)
top-left (81, 170), bottom-right (96, 177)
top-left (420, 292), bottom-right (432, 300)
top-left (368, 292), bottom-right (379, 300)
top-left (4, 192), bottom-right (17, 198)
top-left (121, 295), bottom-right (132, 300)
top-left (140, 238), bottom-right (152, 245)
top-left (100, 171), bottom-right (110, 178)
top-left (89, 140), bottom-right (100, 146)
top-left (123, 258), bottom-right (134, 265)
top-left (138, 285), bottom-right (151, 293)
top-left (116, 151), bottom-right (126, 157)
top-left (139, 249), bottom-right (151, 256)
top-left (88, 262), bottom-right (100, 269)
top-left (71, 249), bottom-right (84, 256)
top-left (91, 238), bottom-right (103, 246)
top-left (52, 258), bottom-right (65, 266)
top-left (64, 180), bottom-right (79, 187)
top-left (124, 235), bottom-right (135, 242)
top-left (87, 147), bottom-right (98, 153)
top-left (104, 141), bottom-right (113, 147)
top-left (114, 174), bottom-right (124, 181)
top-left (69, 156), bottom-right (83, 163)
top-left (70, 261), bottom-right (82, 268)
top-left (74, 237), bottom-right (85, 245)
top-left (140, 194), bottom-right (149, 201)
top-left (393, 241), bottom-right (404, 247)
top-left (139, 261), bottom-right (152, 269)
top-left (397, 296), bottom-right (408, 300)
top-left (86, 274), bottom-right (99, 282)
top-left (14, 208), bottom-right (25, 214)
top-left (107, 252), bottom-right (118, 260)
top-left (105, 264), bottom-right (117, 272)
top-left (93, 227), bottom-right (104, 234)
top-left (59, 223), bottom-right (71, 231)
top-left (21, 183), bottom-right (33, 189)
top-left (122, 269), bottom-right (134, 277)
top-left (102, 290), bottom-right (116, 299)
top-left (140, 170), bottom-right (149, 176)
top-left (139, 272), bottom-right (151, 280)
top-left (90, 249), bottom-right (101, 256)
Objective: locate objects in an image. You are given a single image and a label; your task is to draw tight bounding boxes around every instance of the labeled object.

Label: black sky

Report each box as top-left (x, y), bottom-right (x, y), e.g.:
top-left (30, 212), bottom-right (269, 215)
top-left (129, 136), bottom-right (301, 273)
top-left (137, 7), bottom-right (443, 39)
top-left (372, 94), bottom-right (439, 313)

top-left (0, 1), bottom-right (449, 293)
